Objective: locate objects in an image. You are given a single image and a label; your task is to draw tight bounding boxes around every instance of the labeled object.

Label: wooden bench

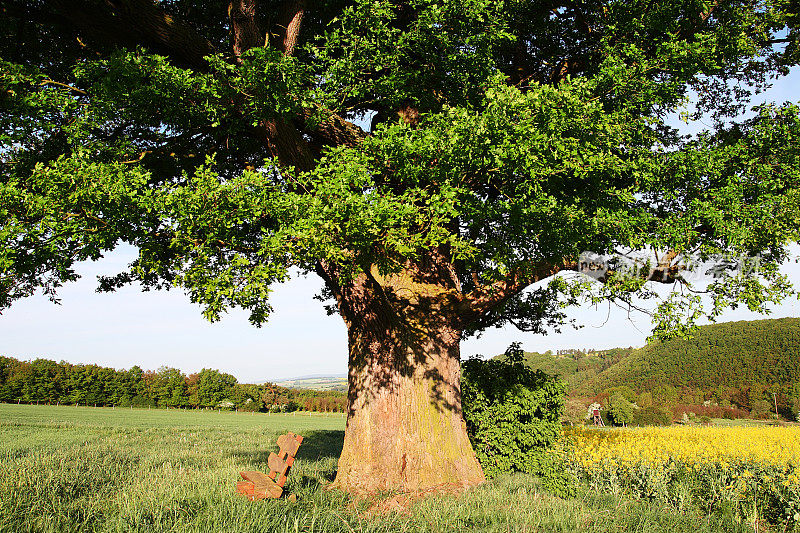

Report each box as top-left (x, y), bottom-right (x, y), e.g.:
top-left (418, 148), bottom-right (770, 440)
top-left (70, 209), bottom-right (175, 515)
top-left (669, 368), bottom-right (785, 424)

top-left (236, 432), bottom-right (303, 501)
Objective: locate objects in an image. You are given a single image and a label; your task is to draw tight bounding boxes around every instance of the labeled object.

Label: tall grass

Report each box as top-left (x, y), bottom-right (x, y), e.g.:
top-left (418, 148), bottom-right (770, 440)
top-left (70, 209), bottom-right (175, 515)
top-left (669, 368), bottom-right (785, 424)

top-left (0, 404), bottom-right (774, 532)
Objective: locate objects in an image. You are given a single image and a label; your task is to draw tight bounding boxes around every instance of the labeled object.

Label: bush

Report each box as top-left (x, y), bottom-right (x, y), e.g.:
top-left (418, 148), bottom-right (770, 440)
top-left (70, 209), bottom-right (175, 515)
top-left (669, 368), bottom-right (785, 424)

top-left (461, 343), bottom-right (575, 497)
top-left (237, 398), bottom-right (261, 412)
top-left (605, 392), bottom-right (634, 426)
top-left (632, 406), bottom-right (672, 426)
top-left (267, 401), bottom-right (299, 413)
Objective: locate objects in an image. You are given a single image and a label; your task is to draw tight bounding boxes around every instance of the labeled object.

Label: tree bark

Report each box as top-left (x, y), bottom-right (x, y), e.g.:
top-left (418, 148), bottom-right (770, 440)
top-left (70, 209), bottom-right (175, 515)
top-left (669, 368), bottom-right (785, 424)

top-left (324, 261), bottom-right (486, 493)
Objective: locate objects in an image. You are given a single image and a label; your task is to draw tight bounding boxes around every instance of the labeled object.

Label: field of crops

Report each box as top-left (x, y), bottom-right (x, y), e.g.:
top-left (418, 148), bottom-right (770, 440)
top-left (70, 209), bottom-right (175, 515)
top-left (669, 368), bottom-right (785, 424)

top-left (565, 425), bottom-right (800, 527)
top-left (2, 403), bottom-right (796, 532)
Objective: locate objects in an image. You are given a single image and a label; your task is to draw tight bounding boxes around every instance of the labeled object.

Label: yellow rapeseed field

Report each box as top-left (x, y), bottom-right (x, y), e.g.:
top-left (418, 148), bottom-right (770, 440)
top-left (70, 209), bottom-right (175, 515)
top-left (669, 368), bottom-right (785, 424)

top-left (567, 425), bottom-right (800, 470)
top-left (563, 425), bottom-right (800, 526)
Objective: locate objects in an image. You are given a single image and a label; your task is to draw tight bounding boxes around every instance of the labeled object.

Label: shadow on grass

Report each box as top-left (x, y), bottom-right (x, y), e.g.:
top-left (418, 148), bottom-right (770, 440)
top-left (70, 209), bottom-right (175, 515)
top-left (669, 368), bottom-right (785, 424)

top-left (295, 430), bottom-right (344, 462)
top-left (226, 430), bottom-right (344, 466)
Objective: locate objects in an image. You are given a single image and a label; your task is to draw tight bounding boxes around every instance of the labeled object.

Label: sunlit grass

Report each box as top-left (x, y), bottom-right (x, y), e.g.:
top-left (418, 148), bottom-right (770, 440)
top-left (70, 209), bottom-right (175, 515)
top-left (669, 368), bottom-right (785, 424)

top-left (0, 404), bottom-right (777, 532)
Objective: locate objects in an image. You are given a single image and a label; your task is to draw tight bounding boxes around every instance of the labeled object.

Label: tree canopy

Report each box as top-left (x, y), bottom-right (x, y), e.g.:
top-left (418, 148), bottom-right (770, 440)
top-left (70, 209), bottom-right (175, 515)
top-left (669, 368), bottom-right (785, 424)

top-left (1, 0), bottom-right (798, 332)
top-left (1, 0), bottom-right (799, 492)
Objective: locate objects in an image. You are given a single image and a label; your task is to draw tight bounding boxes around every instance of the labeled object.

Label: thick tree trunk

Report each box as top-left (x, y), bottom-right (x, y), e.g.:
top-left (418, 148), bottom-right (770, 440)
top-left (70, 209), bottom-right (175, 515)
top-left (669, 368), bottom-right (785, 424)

top-left (326, 263), bottom-right (485, 493)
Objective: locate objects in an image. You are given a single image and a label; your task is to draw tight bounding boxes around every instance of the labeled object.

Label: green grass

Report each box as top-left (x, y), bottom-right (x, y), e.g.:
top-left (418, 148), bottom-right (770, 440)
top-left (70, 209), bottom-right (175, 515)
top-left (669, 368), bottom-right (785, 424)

top-left (0, 404), bottom-right (771, 532)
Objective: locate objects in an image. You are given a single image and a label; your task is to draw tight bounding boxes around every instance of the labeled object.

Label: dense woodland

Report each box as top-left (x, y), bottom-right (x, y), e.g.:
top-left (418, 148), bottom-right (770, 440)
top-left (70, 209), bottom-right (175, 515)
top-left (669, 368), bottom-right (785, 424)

top-left (515, 318), bottom-right (800, 422)
top-left (0, 356), bottom-right (346, 412)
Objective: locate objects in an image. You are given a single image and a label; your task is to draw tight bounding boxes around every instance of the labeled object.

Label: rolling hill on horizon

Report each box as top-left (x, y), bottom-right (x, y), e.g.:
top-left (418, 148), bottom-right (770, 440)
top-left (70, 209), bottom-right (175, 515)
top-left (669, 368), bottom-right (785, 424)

top-left (589, 317), bottom-right (800, 395)
top-left (270, 375), bottom-right (348, 392)
top-left (509, 318), bottom-right (800, 413)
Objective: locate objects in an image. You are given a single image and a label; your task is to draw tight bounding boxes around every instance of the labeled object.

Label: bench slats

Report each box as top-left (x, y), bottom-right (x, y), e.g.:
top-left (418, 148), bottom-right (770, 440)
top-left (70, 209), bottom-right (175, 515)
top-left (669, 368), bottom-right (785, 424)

top-left (236, 432), bottom-right (303, 500)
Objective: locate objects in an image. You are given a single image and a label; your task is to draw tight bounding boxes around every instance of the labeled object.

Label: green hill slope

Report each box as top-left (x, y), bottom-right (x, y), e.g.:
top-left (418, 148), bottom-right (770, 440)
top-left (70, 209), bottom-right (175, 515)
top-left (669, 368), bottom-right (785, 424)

top-left (507, 318), bottom-right (800, 418)
top-left (510, 347), bottom-right (635, 392)
top-left (594, 318), bottom-right (800, 394)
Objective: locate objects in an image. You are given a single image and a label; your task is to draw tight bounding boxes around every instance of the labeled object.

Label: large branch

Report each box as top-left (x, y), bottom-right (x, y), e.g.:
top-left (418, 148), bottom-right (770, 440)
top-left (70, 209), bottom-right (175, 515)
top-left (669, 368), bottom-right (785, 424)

top-left (646, 249), bottom-right (681, 282)
top-left (460, 249), bottom-right (684, 324)
top-left (228, 0), bottom-right (262, 61)
top-left (459, 259), bottom-right (577, 323)
top-left (301, 109), bottom-right (368, 149)
top-left (261, 117), bottom-right (315, 171)
top-left (268, 0), bottom-right (306, 56)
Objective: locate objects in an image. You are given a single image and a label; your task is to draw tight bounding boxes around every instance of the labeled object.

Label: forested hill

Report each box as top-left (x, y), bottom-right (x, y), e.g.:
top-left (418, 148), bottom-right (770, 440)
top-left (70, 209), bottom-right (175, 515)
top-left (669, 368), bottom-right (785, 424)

top-left (592, 318), bottom-right (800, 394)
top-left (512, 318), bottom-right (800, 397)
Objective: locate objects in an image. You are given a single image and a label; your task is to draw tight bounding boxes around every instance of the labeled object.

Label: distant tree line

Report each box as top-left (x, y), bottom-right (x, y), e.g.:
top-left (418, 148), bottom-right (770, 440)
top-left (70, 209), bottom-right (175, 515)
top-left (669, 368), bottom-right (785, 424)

top-left (0, 356), bottom-right (346, 412)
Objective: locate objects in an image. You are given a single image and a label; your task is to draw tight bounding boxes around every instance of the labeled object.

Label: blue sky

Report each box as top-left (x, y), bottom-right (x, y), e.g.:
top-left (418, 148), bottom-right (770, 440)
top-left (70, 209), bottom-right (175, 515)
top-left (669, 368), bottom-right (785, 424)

top-left (1, 70), bottom-right (798, 382)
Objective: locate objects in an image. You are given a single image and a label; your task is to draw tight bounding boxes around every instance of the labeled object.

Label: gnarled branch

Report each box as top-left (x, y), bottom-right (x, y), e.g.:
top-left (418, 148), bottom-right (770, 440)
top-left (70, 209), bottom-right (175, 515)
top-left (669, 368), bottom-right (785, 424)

top-left (228, 0), bottom-right (262, 61)
top-left (460, 249), bottom-right (685, 325)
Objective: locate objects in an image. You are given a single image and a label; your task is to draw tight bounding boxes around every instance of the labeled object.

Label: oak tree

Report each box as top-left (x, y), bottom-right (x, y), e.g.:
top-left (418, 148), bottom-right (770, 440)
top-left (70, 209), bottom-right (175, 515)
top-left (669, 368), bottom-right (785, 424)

top-left (1, 0), bottom-right (799, 492)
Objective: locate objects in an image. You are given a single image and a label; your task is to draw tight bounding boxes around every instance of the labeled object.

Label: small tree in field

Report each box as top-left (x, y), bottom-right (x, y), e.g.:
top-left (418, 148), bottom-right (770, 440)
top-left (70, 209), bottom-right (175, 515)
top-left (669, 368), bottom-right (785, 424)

top-left (606, 391), bottom-right (634, 426)
top-left (563, 398), bottom-right (589, 426)
top-left (1, 0), bottom-right (799, 493)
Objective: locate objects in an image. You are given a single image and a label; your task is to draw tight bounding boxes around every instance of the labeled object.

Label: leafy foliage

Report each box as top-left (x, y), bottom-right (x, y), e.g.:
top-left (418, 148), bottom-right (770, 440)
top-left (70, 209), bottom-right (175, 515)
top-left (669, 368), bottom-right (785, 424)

top-left (461, 343), bottom-right (574, 496)
top-left (631, 406), bottom-right (673, 426)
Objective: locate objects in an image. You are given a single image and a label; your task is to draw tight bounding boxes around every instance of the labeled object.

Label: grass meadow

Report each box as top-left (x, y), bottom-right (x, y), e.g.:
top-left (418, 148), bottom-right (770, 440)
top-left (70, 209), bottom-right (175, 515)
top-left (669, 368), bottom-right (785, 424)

top-left (0, 404), bottom-right (785, 532)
